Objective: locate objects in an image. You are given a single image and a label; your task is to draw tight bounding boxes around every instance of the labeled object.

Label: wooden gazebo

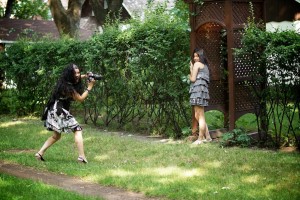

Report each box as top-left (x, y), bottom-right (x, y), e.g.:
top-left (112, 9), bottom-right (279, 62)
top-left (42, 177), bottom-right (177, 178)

top-left (184, 0), bottom-right (265, 130)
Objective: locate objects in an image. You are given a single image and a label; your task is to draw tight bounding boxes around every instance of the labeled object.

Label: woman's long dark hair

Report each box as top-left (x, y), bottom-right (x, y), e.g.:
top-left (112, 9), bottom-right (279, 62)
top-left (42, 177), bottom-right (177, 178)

top-left (50, 63), bottom-right (84, 101)
top-left (193, 48), bottom-right (209, 66)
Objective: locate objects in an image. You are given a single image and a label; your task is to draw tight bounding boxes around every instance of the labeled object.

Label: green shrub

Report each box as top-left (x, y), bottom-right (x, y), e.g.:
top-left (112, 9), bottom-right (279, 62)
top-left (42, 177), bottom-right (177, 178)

top-left (220, 128), bottom-right (252, 148)
top-left (0, 89), bottom-right (18, 114)
top-left (235, 13), bottom-right (300, 149)
top-left (0, 4), bottom-right (190, 138)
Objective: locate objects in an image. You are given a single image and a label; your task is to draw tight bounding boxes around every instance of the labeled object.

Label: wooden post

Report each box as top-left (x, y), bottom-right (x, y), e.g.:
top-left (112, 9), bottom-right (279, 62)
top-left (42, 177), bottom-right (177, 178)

top-left (225, 0), bottom-right (235, 130)
top-left (189, 3), bottom-right (196, 54)
top-left (189, 2), bottom-right (196, 133)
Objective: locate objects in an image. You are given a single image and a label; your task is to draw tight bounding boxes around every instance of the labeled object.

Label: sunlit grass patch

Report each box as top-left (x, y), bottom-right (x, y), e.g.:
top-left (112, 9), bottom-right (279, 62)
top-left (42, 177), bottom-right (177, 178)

top-left (0, 116), bottom-right (300, 200)
top-left (0, 120), bottom-right (24, 128)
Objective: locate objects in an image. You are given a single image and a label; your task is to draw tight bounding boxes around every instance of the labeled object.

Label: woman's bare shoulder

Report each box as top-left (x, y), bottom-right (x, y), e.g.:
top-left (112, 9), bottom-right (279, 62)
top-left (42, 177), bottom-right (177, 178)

top-left (194, 61), bottom-right (204, 69)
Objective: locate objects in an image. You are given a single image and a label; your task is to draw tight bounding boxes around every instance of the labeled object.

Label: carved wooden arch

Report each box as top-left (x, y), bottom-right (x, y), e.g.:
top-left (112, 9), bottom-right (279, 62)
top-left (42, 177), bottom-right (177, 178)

top-left (195, 20), bottom-right (226, 30)
top-left (195, 22), bottom-right (227, 114)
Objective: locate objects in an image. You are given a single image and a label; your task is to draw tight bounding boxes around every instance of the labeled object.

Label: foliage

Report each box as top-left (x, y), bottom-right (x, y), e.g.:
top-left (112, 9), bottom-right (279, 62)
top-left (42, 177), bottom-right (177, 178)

top-left (0, 4), bottom-right (4, 17)
top-left (171, 0), bottom-right (190, 26)
top-left (219, 128), bottom-right (252, 148)
top-left (181, 126), bottom-right (192, 137)
top-left (0, 38), bottom-right (86, 116)
top-left (193, 0), bottom-right (204, 6)
top-left (235, 14), bottom-right (300, 149)
top-left (80, 4), bottom-right (191, 137)
top-left (0, 5), bottom-right (190, 138)
top-left (0, 0), bottom-right (50, 19)
top-left (0, 89), bottom-right (17, 114)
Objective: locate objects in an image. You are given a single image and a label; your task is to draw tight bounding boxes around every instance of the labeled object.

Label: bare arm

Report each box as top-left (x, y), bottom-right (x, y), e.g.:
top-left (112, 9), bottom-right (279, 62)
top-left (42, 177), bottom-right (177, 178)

top-left (189, 61), bottom-right (193, 74)
top-left (189, 62), bottom-right (204, 82)
top-left (72, 79), bottom-right (95, 102)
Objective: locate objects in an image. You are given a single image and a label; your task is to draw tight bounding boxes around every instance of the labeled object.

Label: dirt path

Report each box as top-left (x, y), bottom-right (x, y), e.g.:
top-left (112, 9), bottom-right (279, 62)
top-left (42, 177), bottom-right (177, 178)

top-left (0, 160), bottom-right (161, 200)
top-left (1, 131), bottom-right (169, 200)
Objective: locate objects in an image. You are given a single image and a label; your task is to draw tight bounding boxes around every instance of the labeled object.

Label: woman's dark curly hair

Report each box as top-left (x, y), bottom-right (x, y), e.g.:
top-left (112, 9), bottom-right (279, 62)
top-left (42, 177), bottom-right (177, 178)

top-left (51, 63), bottom-right (84, 100)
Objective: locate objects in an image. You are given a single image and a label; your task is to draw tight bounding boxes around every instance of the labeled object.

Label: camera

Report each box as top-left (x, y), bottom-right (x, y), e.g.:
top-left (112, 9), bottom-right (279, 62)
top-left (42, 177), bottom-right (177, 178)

top-left (87, 72), bottom-right (103, 81)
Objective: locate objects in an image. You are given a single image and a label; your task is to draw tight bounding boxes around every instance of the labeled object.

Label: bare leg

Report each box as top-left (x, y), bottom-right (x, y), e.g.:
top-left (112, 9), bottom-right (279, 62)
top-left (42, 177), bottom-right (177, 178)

top-left (74, 130), bottom-right (87, 162)
top-left (37, 131), bottom-right (61, 156)
top-left (191, 107), bottom-right (198, 135)
top-left (198, 107), bottom-right (206, 141)
top-left (194, 106), bottom-right (205, 141)
top-left (205, 124), bottom-right (212, 141)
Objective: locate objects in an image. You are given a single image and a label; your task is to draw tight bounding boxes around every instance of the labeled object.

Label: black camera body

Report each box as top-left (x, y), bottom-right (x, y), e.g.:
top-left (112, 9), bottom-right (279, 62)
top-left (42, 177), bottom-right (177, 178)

top-left (87, 72), bottom-right (103, 81)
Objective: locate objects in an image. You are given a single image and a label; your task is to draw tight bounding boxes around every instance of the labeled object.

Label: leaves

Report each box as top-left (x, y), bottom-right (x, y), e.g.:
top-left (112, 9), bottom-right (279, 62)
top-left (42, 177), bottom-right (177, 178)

top-left (235, 15), bottom-right (300, 148)
top-left (4, 0), bottom-right (50, 19)
top-left (0, 4), bottom-right (191, 137)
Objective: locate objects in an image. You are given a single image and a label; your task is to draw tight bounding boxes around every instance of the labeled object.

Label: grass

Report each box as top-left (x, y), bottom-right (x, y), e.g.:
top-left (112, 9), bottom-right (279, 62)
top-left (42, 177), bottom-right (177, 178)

top-left (0, 173), bottom-right (103, 200)
top-left (0, 115), bottom-right (300, 200)
top-left (206, 111), bottom-right (258, 132)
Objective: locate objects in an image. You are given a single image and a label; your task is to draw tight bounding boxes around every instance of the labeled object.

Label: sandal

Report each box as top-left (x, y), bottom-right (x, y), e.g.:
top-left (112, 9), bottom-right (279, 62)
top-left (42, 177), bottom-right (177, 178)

top-left (35, 153), bottom-right (45, 161)
top-left (78, 156), bottom-right (88, 164)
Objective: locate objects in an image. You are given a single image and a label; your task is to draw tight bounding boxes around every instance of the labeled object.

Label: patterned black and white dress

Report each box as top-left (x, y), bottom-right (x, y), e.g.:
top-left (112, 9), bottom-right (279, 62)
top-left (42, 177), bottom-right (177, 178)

top-left (44, 97), bottom-right (82, 133)
top-left (189, 64), bottom-right (210, 106)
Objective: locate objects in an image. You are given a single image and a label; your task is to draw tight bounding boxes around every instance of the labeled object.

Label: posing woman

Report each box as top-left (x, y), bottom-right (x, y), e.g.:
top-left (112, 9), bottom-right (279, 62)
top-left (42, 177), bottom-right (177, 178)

top-left (189, 48), bottom-right (212, 144)
top-left (35, 63), bottom-right (96, 163)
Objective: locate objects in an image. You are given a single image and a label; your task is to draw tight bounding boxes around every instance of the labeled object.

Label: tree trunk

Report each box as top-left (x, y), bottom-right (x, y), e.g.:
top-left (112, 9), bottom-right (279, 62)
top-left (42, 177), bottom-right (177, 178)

top-left (4, 0), bottom-right (15, 18)
top-left (0, 44), bottom-right (5, 89)
top-left (48, 0), bottom-right (123, 38)
top-left (48, 0), bottom-right (85, 38)
top-left (90, 0), bottom-right (106, 26)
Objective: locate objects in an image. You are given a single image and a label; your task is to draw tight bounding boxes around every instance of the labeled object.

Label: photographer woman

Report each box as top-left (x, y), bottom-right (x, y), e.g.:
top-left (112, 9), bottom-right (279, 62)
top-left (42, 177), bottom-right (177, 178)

top-left (35, 63), bottom-right (95, 163)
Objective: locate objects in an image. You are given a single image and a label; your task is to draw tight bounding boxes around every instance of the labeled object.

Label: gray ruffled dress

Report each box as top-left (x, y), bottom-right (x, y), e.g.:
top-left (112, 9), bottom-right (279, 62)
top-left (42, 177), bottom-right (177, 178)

top-left (189, 64), bottom-right (210, 106)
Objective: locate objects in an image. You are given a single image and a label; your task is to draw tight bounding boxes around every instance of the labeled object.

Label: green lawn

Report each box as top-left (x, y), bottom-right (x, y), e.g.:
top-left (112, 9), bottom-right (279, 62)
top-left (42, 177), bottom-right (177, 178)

top-left (0, 173), bottom-right (103, 200)
top-left (0, 115), bottom-right (299, 200)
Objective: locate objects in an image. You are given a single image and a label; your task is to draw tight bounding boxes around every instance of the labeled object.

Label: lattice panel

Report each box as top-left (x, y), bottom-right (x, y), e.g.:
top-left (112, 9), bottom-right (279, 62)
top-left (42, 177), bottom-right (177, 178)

top-left (234, 78), bottom-right (261, 116)
top-left (196, 22), bottom-right (225, 81)
top-left (233, 29), bottom-right (259, 79)
top-left (234, 80), bottom-right (260, 115)
top-left (195, 1), bottom-right (225, 28)
top-left (207, 80), bottom-right (227, 112)
top-left (233, 29), bottom-right (243, 48)
top-left (234, 55), bottom-right (259, 79)
top-left (196, 22), bottom-right (227, 112)
top-left (233, 1), bottom-right (264, 25)
top-left (190, 0), bottom-right (265, 126)
top-left (233, 27), bottom-right (260, 116)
